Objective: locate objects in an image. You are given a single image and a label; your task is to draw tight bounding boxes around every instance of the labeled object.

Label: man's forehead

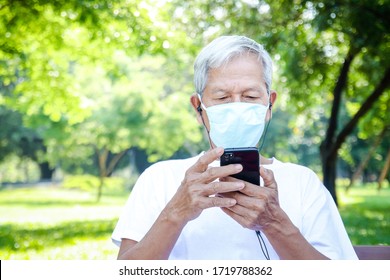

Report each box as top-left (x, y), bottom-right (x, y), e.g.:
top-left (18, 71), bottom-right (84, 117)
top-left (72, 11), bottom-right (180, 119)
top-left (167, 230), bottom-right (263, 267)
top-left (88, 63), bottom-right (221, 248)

top-left (207, 82), bottom-right (264, 92)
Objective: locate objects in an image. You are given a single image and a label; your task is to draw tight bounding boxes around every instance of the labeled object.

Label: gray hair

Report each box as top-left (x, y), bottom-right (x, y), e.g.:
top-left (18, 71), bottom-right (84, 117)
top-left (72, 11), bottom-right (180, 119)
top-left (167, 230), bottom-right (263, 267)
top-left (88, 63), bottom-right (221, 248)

top-left (194, 35), bottom-right (273, 96)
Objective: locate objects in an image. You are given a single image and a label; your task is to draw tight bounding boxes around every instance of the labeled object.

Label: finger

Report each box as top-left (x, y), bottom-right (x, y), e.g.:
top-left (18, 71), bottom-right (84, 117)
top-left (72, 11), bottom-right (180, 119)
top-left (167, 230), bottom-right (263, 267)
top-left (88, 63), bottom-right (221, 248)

top-left (204, 181), bottom-right (244, 196)
top-left (188, 147), bottom-right (224, 173)
top-left (220, 206), bottom-right (257, 230)
top-left (201, 164), bottom-right (243, 184)
top-left (219, 175), bottom-right (240, 183)
top-left (220, 176), bottom-right (261, 197)
top-left (218, 191), bottom-right (264, 209)
top-left (260, 166), bottom-right (278, 189)
top-left (202, 196), bottom-right (237, 209)
top-left (222, 201), bottom-right (267, 231)
top-left (223, 202), bottom-right (247, 216)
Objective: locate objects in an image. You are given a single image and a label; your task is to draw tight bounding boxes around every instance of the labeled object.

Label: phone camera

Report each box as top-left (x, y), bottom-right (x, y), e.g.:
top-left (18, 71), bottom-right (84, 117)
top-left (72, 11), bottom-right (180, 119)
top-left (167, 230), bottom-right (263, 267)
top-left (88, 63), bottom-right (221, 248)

top-left (224, 153), bottom-right (234, 160)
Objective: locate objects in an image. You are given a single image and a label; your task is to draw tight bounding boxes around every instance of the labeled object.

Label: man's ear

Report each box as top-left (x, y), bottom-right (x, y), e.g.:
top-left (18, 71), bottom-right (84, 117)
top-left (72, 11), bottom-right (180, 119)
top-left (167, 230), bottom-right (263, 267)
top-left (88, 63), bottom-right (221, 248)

top-left (190, 93), bottom-right (203, 124)
top-left (267, 90), bottom-right (277, 120)
top-left (269, 90), bottom-right (277, 108)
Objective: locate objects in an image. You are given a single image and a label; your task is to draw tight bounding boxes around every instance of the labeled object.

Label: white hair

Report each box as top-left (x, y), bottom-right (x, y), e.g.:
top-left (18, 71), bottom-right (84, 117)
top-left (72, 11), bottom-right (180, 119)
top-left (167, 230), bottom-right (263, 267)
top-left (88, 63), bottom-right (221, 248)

top-left (194, 35), bottom-right (273, 96)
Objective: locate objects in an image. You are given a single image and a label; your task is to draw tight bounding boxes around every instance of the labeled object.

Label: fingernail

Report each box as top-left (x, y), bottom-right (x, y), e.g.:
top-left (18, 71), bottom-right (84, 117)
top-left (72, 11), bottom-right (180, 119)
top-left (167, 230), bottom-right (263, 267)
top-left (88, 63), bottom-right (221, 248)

top-left (228, 199), bottom-right (236, 206)
top-left (235, 164), bottom-right (243, 171)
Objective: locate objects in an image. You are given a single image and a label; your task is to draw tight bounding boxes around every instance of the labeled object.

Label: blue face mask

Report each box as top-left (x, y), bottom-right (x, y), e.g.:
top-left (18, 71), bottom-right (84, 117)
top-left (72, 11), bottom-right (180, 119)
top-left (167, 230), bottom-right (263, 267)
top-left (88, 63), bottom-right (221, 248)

top-left (199, 95), bottom-right (269, 148)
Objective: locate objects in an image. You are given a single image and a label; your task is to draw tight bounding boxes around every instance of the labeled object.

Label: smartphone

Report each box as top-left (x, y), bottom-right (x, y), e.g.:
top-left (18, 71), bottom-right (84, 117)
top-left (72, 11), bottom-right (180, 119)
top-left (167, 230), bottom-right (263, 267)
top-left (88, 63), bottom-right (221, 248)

top-left (220, 147), bottom-right (260, 186)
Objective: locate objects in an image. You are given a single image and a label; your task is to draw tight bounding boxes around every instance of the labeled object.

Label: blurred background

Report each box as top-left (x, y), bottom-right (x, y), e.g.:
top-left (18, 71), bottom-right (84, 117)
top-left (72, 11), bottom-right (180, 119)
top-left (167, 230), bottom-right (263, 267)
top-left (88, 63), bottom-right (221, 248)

top-left (0, 0), bottom-right (389, 259)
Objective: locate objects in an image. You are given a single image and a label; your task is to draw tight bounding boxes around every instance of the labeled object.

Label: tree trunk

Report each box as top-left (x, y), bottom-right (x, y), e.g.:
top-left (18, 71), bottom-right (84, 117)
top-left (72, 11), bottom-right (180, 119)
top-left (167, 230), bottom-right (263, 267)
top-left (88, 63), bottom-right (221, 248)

top-left (97, 175), bottom-right (104, 203)
top-left (39, 162), bottom-right (54, 181)
top-left (320, 44), bottom-right (390, 205)
top-left (321, 62), bottom-right (390, 205)
top-left (95, 147), bottom-right (129, 202)
top-left (320, 48), bottom-right (358, 205)
top-left (321, 151), bottom-right (338, 205)
top-left (378, 149), bottom-right (390, 191)
top-left (96, 148), bottom-right (109, 202)
top-left (346, 125), bottom-right (388, 192)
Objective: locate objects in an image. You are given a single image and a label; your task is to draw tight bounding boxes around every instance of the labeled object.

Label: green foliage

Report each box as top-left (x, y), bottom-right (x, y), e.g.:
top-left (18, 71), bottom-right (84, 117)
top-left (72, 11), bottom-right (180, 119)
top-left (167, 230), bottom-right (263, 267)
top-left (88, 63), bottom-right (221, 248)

top-left (0, 0), bottom-right (198, 171)
top-left (0, 107), bottom-right (26, 159)
top-left (57, 54), bottom-right (202, 166)
top-left (0, 155), bottom-right (40, 183)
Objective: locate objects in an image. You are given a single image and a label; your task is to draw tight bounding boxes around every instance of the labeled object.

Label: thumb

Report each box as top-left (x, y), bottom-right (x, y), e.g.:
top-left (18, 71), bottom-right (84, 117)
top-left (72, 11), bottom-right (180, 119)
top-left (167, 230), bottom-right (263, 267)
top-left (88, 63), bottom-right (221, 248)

top-left (260, 166), bottom-right (278, 189)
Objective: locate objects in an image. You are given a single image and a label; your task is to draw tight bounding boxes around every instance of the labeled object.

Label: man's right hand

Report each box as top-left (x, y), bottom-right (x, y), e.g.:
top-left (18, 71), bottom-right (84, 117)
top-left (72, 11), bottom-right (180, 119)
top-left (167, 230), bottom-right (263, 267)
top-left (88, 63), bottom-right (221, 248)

top-left (118, 147), bottom-right (246, 260)
top-left (163, 147), bottom-right (246, 225)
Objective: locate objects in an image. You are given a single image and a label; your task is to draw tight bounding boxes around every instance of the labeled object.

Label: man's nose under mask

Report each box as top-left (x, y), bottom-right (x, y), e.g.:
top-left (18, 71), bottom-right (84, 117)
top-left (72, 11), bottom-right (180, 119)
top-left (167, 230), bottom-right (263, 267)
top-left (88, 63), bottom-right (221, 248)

top-left (198, 95), bottom-right (269, 148)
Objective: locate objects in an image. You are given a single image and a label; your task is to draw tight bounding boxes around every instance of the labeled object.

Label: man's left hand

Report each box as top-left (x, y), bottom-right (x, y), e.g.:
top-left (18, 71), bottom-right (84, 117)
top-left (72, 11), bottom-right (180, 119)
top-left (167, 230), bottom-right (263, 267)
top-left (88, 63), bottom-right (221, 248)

top-left (218, 166), bottom-right (283, 232)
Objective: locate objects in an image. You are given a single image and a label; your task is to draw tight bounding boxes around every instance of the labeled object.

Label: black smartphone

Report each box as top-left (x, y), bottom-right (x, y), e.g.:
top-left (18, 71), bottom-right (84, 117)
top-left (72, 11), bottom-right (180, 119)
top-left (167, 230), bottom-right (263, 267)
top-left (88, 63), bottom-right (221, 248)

top-left (220, 147), bottom-right (260, 186)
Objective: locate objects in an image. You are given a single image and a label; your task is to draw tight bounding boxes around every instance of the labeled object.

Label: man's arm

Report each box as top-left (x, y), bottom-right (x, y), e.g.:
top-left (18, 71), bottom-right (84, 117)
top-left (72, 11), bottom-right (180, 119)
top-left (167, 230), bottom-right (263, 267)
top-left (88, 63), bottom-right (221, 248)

top-left (117, 147), bottom-right (245, 260)
top-left (259, 213), bottom-right (329, 260)
top-left (117, 208), bottom-right (186, 260)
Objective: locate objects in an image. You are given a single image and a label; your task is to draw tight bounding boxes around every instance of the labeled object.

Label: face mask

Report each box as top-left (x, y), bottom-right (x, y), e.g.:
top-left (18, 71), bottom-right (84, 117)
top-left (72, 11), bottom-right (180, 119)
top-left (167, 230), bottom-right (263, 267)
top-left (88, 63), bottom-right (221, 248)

top-left (199, 95), bottom-right (269, 148)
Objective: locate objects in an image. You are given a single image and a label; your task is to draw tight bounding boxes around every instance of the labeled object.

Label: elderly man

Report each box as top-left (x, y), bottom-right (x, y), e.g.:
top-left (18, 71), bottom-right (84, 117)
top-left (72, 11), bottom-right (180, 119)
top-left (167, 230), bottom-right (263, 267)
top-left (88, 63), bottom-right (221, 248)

top-left (112, 35), bottom-right (357, 260)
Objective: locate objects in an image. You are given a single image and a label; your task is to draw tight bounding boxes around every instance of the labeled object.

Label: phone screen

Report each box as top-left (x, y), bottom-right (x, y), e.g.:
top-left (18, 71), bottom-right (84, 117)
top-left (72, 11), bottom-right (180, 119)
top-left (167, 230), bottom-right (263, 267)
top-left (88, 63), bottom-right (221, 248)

top-left (220, 147), bottom-right (260, 185)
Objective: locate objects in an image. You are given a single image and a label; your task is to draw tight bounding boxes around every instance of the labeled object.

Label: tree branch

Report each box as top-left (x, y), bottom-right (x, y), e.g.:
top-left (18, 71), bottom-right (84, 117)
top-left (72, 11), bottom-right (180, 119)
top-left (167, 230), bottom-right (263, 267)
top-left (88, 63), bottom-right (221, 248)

top-left (324, 47), bottom-right (359, 148)
top-left (106, 149), bottom-right (129, 176)
top-left (331, 67), bottom-right (390, 156)
top-left (347, 124), bottom-right (389, 190)
top-left (95, 147), bottom-right (108, 177)
top-left (378, 148), bottom-right (390, 190)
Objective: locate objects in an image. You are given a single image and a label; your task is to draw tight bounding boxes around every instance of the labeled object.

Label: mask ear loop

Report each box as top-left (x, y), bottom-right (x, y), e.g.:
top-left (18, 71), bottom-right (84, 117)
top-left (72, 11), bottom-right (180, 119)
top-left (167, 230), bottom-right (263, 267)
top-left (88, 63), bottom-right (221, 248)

top-left (255, 101), bottom-right (272, 260)
top-left (257, 102), bottom-right (272, 154)
top-left (197, 95), bottom-right (215, 149)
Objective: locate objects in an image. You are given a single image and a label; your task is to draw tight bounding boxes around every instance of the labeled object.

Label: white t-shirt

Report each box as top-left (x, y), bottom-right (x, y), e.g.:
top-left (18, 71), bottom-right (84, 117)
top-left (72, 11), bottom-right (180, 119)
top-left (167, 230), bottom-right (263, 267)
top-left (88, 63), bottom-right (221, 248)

top-left (112, 153), bottom-right (358, 260)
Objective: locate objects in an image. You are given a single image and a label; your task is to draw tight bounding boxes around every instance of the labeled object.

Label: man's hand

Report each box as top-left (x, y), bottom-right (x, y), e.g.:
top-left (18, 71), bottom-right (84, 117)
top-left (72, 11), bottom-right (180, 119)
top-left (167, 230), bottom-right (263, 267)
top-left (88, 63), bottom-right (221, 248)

top-left (218, 166), bottom-right (283, 232)
top-left (219, 166), bottom-right (329, 259)
top-left (163, 147), bottom-right (246, 225)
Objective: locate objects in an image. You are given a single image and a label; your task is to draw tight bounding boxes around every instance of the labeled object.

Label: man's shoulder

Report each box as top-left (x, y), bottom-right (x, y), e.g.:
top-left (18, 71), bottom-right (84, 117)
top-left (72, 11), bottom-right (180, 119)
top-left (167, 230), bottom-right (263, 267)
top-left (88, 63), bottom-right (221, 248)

top-left (270, 158), bottom-right (317, 177)
top-left (271, 158), bottom-right (325, 197)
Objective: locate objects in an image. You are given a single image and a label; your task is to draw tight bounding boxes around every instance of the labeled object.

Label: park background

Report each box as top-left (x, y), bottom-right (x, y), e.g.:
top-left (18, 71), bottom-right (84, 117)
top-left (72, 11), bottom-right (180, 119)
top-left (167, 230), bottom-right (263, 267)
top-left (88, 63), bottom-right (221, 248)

top-left (0, 0), bottom-right (389, 259)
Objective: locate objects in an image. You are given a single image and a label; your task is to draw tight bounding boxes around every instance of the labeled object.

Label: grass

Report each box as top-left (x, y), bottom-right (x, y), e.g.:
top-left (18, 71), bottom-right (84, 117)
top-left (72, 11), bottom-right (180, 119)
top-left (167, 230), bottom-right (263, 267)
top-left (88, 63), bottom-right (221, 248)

top-left (337, 182), bottom-right (390, 246)
top-left (0, 185), bottom-right (128, 260)
top-left (0, 180), bottom-right (389, 259)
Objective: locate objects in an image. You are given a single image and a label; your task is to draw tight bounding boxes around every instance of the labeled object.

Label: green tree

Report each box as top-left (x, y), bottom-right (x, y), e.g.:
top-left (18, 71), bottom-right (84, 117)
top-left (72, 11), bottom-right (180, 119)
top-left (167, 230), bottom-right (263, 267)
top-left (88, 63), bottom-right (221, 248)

top-left (56, 54), bottom-right (201, 201)
top-left (0, 0), bottom-right (196, 184)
